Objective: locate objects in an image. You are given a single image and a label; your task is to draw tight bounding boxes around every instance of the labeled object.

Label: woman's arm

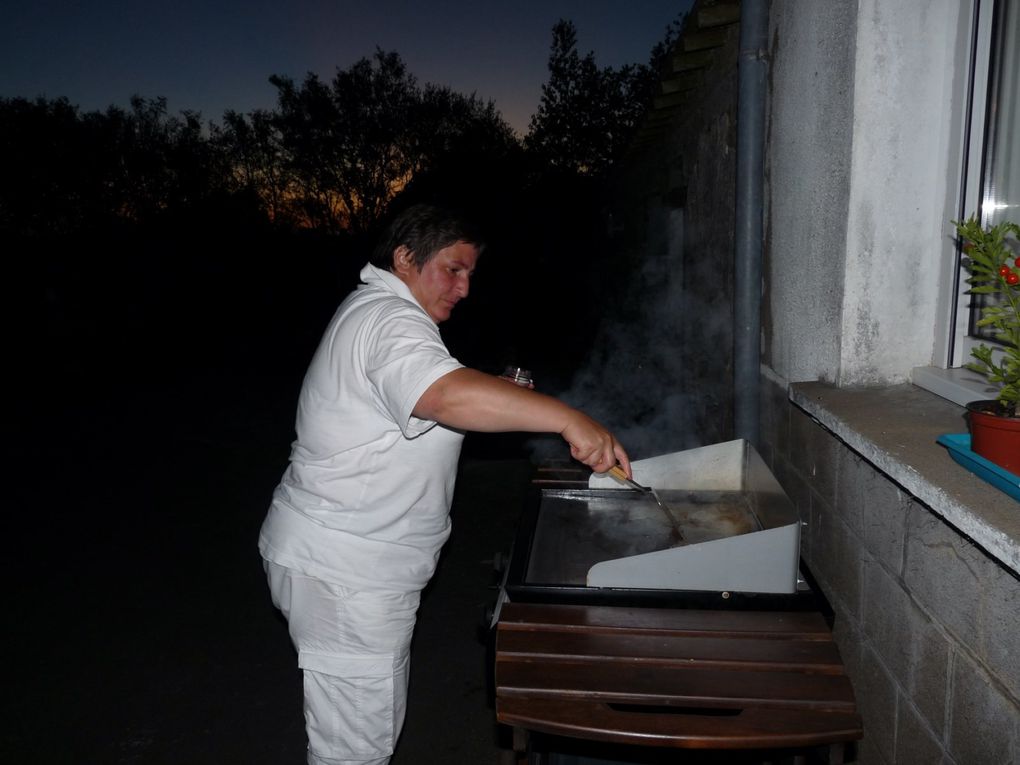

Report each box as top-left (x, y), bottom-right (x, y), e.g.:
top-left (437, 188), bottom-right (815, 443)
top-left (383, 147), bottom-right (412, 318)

top-left (413, 368), bottom-right (631, 475)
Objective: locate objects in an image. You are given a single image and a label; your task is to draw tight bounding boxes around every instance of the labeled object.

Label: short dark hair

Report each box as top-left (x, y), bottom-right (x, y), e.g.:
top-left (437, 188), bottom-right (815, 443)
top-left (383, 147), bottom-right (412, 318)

top-left (370, 204), bottom-right (485, 271)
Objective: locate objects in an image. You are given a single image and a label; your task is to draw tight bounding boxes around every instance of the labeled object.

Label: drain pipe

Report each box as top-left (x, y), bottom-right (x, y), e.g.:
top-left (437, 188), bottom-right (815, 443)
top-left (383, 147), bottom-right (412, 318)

top-left (734, 0), bottom-right (769, 447)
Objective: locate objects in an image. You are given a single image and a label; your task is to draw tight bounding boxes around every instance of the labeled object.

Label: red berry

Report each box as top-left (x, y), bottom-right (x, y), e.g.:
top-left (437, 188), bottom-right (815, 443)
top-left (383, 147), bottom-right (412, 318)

top-left (999, 265), bottom-right (1011, 277)
top-left (1014, 257), bottom-right (1020, 268)
top-left (1008, 272), bottom-right (1020, 285)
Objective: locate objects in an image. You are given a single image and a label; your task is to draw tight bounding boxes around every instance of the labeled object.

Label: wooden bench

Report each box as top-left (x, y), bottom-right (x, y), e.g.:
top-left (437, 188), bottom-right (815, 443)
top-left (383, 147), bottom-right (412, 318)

top-left (495, 602), bottom-right (862, 763)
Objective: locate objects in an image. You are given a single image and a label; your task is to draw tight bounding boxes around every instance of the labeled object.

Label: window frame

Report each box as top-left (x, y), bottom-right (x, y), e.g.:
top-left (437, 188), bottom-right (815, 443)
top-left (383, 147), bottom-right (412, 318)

top-left (914, 0), bottom-right (1011, 406)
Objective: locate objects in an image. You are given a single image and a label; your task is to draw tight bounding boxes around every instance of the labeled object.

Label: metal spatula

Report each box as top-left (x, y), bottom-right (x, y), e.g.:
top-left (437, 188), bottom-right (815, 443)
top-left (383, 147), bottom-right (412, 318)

top-left (608, 465), bottom-right (685, 542)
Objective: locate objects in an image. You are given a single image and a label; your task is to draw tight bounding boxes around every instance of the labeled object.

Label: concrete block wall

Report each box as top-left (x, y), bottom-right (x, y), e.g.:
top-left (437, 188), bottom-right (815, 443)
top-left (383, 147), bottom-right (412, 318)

top-left (759, 375), bottom-right (1020, 764)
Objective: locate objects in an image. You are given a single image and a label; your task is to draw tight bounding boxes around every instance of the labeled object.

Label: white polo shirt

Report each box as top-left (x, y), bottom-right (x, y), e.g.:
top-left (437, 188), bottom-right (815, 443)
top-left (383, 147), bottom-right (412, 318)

top-left (259, 263), bottom-right (466, 592)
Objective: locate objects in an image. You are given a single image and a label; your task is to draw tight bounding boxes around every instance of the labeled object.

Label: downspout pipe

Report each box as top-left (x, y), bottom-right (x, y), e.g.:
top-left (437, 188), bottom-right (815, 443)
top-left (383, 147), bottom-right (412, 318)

top-left (734, 0), bottom-right (769, 447)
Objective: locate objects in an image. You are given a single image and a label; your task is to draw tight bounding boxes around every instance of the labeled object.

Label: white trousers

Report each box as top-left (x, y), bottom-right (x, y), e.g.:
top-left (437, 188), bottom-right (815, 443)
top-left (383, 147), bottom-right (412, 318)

top-left (264, 560), bottom-right (420, 765)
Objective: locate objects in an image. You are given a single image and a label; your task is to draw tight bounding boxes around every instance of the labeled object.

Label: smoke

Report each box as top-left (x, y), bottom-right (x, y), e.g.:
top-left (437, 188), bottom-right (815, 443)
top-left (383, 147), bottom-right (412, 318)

top-left (527, 234), bottom-right (724, 464)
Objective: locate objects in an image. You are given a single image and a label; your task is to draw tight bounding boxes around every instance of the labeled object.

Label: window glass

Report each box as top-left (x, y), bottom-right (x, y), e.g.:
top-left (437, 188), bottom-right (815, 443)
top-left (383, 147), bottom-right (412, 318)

top-left (973, 0), bottom-right (1020, 339)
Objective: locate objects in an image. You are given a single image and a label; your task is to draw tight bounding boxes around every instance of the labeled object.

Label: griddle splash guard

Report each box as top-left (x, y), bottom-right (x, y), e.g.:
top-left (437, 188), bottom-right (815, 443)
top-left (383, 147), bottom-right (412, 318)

top-left (584, 439), bottom-right (800, 594)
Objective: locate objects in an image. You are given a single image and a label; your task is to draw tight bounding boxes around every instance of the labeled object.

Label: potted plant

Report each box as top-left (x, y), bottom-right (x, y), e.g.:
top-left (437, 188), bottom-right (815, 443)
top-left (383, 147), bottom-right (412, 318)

top-left (954, 215), bottom-right (1020, 473)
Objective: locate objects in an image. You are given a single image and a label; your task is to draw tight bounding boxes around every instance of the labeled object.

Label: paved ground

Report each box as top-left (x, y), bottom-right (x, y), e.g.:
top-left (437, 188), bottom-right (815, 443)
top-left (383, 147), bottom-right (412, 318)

top-left (8, 354), bottom-right (537, 764)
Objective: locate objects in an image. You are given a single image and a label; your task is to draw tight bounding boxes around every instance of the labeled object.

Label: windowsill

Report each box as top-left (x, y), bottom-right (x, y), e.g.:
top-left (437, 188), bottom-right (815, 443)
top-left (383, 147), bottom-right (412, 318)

top-left (911, 364), bottom-right (1002, 408)
top-left (789, 381), bottom-right (1020, 576)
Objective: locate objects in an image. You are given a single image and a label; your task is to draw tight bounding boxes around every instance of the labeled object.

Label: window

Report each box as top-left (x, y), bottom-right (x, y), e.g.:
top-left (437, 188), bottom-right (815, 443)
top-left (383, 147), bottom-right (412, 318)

top-left (979, 1), bottom-right (1020, 228)
top-left (914, 0), bottom-right (1020, 405)
top-left (960, 0), bottom-right (1020, 347)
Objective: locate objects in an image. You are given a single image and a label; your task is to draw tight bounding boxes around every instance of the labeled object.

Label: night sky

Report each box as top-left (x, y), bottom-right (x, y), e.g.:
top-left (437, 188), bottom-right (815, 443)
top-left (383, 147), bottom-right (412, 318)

top-left (2, 0), bottom-right (690, 135)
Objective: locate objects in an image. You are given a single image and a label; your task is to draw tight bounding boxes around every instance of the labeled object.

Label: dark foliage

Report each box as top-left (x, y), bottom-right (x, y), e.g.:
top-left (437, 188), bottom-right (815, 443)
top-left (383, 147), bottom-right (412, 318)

top-left (525, 19), bottom-right (679, 178)
top-left (7, 25), bottom-right (678, 396)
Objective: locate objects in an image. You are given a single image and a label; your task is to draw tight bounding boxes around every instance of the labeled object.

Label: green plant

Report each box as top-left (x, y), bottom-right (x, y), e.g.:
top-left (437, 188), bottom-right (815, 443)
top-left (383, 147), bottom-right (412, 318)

top-left (955, 215), bottom-right (1020, 418)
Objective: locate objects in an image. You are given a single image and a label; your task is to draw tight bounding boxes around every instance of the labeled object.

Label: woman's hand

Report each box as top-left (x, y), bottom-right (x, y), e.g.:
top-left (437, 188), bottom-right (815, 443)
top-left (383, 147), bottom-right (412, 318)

top-left (561, 411), bottom-right (630, 476)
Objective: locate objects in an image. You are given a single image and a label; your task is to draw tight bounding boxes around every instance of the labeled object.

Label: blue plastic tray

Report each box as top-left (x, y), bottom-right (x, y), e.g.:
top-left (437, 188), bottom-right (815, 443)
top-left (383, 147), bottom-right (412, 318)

top-left (937, 433), bottom-right (1020, 502)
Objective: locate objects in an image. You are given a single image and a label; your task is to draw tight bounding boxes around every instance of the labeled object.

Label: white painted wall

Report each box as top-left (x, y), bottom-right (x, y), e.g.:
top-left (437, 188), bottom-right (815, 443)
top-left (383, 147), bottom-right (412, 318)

top-left (766, 0), bottom-right (972, 386)
top-left (766, 0), bottom-right (856, 383)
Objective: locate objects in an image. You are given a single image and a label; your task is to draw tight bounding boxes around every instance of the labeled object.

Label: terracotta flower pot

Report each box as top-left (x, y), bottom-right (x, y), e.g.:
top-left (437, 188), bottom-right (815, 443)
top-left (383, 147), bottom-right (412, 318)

top-left (967, 400), bottom-right (1020, 474)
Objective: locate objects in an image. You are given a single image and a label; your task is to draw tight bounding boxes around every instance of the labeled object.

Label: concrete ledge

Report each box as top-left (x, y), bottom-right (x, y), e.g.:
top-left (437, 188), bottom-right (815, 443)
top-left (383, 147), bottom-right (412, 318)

top-left (789, 381), bottom-right (1020, 575)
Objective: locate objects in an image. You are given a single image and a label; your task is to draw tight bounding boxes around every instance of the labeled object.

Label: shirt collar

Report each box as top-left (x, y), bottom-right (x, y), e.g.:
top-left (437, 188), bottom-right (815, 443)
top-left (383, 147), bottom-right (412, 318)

top-left (359, 262), bottom-right (434, 323)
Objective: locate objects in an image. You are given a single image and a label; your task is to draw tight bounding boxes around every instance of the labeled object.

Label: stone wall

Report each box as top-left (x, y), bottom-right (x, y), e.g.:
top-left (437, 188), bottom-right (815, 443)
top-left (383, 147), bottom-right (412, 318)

top-left (760, 374), bottom-right (1020, 764)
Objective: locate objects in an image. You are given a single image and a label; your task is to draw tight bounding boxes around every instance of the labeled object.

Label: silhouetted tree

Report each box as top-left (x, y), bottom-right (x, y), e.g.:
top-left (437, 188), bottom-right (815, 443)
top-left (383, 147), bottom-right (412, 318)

top-left (0, 97), bottom-right (111, 236)
top-left (0, 95), bottom-right (233, 238)
top-left (268, 50), bottom-right (517, 235)
top-left (100, 96), bottom-right (222, 220)
top-left (411, 84), bottom-right (518, 165)
top-left (2, 24), bottom-right (687, 405)
top-left (525, 19), bottom-right (677, 177)
top-left (213, 108), bottom-right (294, 225)
top-left (269, 51), bottom-right (418, 234)
top-left (394, 82), bottom-right (523, 227)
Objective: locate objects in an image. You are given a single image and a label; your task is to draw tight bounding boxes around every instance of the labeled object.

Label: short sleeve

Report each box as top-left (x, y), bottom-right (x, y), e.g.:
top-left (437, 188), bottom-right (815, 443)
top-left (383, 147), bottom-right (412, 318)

top-left (364, 310), bottom-right (463, 438)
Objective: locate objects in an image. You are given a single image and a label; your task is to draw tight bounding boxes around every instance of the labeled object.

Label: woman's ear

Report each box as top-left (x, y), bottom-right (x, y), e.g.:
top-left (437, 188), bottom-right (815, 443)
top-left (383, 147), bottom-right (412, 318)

top-left (393, 245), bottom-right (415, 275)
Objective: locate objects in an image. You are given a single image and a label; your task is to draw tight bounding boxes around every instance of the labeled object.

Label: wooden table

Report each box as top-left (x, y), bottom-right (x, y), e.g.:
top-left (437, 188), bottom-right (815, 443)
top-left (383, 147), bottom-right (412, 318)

top-left (495, 602), bottom-right (862, 763)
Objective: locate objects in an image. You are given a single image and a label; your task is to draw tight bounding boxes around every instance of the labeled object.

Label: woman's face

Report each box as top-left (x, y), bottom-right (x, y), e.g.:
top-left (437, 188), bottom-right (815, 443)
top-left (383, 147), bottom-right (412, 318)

top-left (394, 241), bottom-right (479, 323)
